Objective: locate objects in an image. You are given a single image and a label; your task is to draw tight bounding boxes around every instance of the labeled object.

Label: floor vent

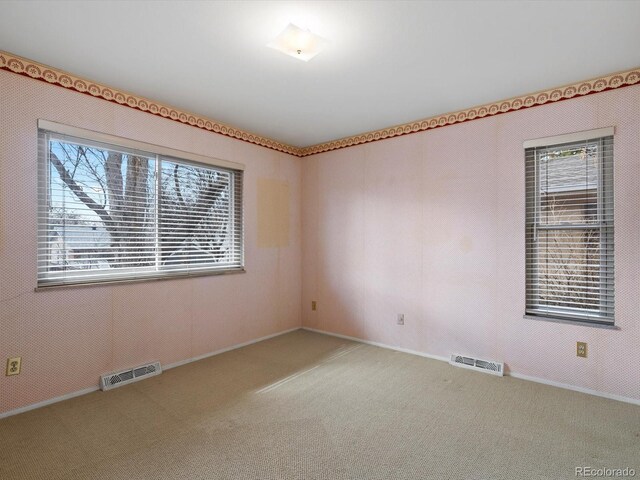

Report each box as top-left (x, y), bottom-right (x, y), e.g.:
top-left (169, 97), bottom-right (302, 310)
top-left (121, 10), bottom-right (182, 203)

top-left (100, 361), bottom-right (162, 391)
top-left (449, 354), bottom-right (504, 377)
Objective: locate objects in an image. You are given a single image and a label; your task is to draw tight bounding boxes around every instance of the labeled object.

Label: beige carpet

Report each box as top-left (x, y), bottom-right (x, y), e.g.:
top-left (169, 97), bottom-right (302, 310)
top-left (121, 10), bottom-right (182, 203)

top-left (1, 330), bottom-right (638, 480)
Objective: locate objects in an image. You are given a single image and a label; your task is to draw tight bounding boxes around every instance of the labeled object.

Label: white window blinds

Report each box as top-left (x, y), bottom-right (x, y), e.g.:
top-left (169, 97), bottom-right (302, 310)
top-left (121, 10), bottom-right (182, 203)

top-left (525, 133), bottom-right (614, 324)
top-left (38, 128), bottom-right (244, 287)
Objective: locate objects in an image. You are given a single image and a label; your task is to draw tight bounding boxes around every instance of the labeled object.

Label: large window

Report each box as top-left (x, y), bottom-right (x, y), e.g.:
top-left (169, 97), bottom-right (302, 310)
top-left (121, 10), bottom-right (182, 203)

top-left (525, 129), bottom-right (614, 325)
top-left (37, 122), bottom-right (244, 287)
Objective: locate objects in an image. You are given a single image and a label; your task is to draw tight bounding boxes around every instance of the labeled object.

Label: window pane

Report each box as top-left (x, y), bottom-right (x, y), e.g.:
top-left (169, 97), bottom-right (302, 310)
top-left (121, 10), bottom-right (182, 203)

top-left (533, 229), bottom-right (601, 311)
top-left (540, 191), bottom-right (598, 225)
top-left (159, 159), bottom-right (235, 271)
top-left (539, 143), bottom-right (598, 194)
top-left (38, 129), bottom-right (244, 287)
top-left (525, 135), bottom-right (614, 324)
top-left (45, 138), bottom-right (156, 280)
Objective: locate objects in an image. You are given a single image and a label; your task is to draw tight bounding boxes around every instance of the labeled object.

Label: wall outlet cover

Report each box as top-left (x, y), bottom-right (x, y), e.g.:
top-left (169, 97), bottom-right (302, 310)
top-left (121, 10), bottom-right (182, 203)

top-left (6, 357), bottom-right (22, 376)
top-left (577, 342), bottom-right (588, 358)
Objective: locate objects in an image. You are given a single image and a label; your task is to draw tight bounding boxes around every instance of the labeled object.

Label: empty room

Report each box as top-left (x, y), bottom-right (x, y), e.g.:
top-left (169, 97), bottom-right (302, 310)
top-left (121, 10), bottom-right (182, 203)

top-left (1, 1), bottom-right (639, 479)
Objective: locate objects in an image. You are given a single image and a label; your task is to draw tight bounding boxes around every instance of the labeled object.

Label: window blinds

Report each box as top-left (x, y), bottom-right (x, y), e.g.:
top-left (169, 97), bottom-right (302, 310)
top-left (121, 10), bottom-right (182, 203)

top-left (159, 157), bottom-right (243, 272)
top-left (525, 135), bottom-right (614, 324)
top-left (37, 129), bottom-right (244, 287)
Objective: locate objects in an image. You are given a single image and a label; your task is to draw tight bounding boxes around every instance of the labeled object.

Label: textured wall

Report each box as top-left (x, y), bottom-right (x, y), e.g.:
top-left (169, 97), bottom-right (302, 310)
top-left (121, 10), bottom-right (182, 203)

top-left (0, 70), bottom-right (302, 415)
top-left (2, 69), bottom-right (639, 416)
top-left (302, 85), bottom-right (640, 402)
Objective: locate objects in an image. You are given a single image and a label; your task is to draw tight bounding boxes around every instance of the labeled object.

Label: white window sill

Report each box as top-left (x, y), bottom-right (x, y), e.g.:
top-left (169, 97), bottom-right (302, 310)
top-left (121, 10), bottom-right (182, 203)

top-left (35, 268), bottom-right (246, 291)
top-left (523, 314), bottom-right (619, 330)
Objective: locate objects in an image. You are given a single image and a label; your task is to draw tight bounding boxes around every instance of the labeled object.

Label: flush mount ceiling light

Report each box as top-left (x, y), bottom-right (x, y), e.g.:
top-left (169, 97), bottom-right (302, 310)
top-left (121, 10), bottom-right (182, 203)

top-left (267, 23), bottom-right (328, 62)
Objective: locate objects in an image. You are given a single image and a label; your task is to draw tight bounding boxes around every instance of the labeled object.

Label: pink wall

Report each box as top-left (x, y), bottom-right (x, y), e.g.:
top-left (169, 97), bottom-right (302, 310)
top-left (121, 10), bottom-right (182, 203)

top-left (2, 69), bottom-right (639, 415)
top-left (0, 70), bottom-right (302, 415)
top-left (302, 85), bottom-right (640, 402)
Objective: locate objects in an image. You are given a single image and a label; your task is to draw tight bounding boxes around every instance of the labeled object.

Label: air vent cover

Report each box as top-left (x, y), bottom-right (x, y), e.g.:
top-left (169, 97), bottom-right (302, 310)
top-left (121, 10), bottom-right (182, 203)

top-left (449, 354), bottom-right (504, 377)
top-left (100, 361), bottom-right (162, 391)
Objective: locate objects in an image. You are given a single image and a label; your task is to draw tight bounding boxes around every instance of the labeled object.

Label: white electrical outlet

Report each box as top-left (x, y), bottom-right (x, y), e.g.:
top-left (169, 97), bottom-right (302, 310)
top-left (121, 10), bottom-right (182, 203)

top-left (397, 314), bottom-right (405, 325)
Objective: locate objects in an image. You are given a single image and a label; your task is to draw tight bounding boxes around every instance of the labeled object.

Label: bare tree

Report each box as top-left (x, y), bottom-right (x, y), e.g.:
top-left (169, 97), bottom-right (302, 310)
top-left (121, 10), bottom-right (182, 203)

top-left (49, 142), bottom-right (229, 270)
top-left (50, 145), bottom-right (153, 268)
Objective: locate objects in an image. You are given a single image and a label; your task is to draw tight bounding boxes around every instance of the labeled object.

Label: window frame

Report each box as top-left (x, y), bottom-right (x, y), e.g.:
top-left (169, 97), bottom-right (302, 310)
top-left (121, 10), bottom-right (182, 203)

top-left (524, 128), bottom-right (614, 326)
top-left (37, 120), bottom-right (245, 289)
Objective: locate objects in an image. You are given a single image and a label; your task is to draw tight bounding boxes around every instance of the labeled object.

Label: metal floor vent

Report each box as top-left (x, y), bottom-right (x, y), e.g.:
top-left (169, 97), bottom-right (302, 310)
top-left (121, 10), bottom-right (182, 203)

top-left (449, 354), bottom-right (504, 377)
top-left (100, 361), bottom-right (162, 391)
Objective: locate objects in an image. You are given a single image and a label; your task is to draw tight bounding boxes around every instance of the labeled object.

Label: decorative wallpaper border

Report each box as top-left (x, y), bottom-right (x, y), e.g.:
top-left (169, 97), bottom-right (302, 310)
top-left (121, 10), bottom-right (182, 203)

top-left (1, 50), bottom-right (639, 158)
top-left (0, 51), bottom-right (301, 156)
top-left (299, 67), bottom-right (640, 156)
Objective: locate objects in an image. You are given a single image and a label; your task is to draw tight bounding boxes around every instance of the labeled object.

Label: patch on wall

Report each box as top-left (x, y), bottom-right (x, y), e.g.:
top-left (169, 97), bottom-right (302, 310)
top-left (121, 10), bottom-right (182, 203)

top-left (257, 178), bottom-right (290, 248)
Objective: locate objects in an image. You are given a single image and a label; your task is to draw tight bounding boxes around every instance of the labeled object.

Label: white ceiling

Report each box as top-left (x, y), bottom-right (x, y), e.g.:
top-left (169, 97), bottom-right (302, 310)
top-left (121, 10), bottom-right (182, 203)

top-left (1, 1), bottom-right (640, 148)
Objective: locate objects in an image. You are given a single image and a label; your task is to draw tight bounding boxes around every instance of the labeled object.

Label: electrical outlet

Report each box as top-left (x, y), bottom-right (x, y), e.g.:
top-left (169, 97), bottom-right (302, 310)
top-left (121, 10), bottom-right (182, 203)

top-left (311, 301), bottom-right (317, 311)
top-left (6, 357), bottom-right (21, 376)
top-left (397, 314), bottom-right (405, 325)
top-left (576, 342), bottom-right (587, 358)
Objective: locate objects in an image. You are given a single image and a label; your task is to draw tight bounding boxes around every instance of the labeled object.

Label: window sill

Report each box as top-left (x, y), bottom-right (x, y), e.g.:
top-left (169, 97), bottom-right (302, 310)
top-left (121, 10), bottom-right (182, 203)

top-left (35, 268), bottom-right (246, 291)
top-left (523, 314), bottom-right (619, 330)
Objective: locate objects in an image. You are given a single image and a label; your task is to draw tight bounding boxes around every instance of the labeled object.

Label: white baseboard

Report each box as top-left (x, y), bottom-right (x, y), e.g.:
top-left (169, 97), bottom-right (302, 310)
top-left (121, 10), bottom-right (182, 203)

top-left (0, 386), bottom-right (99, 419)
top-left (508, 372), bottom-right (640, 406)
top-left (301, 327), bottom-right (449, 363)
top-left (163, 327), bottom-right (301, 370)
top-left (302, 326), bottom-right (640, 406)
top-left (0, 326), bottom-right (301, 419)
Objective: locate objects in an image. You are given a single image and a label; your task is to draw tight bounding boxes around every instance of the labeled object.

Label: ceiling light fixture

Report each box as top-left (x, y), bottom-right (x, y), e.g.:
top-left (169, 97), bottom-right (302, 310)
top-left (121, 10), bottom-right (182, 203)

top-left (267, 23), bottom-right (328, 62)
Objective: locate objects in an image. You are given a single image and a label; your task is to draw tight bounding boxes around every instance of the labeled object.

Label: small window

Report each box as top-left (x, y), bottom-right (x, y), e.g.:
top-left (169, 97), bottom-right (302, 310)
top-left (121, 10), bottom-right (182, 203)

top-left (525, 131), bottom-right (614, 325)
top-left (38, 127), bottom-right (243, 287)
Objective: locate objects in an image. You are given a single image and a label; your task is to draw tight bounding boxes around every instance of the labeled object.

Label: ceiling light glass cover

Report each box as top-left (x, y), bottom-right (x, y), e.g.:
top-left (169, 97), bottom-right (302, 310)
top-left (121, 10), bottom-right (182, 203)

top-left (267, 23), bottom-right (328, 62)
